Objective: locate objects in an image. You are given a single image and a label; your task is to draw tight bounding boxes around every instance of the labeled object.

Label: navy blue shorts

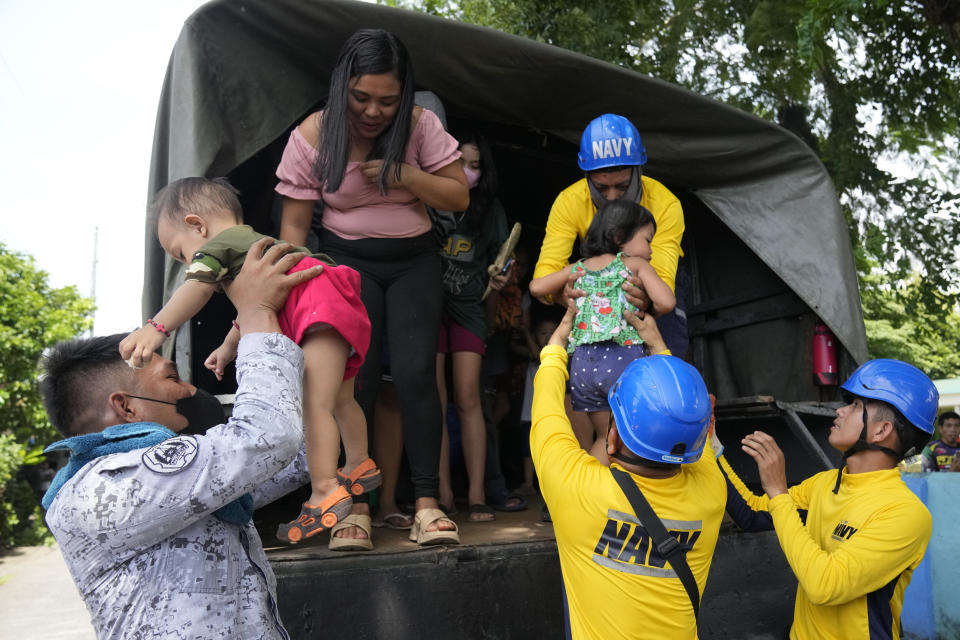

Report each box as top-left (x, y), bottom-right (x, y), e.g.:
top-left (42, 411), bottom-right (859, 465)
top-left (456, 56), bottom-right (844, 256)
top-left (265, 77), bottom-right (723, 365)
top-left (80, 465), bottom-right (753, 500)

top-left (569, 342), bottom-right (646, 412)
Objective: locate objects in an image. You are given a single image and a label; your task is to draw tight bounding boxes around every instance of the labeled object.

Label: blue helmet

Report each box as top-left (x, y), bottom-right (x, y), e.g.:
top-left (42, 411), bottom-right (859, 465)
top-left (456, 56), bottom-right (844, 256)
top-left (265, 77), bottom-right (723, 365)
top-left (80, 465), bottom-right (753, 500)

top-left (577, 114), bottom-right (647, 171)
top-left (840, 359), bottom-right (938, 435)
top-left (608, 355), bottom-right (711, 464)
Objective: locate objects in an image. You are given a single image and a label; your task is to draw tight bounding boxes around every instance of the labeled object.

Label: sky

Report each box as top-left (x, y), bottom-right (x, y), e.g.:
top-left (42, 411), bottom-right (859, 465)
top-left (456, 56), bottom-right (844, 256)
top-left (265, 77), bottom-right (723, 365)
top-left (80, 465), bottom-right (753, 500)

top-left (0, 0), bottom-right (209, 334)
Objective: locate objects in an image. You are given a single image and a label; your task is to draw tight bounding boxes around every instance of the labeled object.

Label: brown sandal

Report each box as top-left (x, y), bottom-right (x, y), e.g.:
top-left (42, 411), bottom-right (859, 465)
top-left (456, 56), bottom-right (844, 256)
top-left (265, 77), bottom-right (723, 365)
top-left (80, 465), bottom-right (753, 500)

top-left (328, 513), bottom-right (373, 551)
top-left (408, 508), bottom-right (460, 546)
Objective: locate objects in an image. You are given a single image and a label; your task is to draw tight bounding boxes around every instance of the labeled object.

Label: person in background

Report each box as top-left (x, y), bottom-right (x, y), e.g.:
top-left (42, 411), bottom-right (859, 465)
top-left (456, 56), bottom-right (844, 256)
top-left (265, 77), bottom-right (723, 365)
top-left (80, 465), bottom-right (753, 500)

top-left (480, 242), bottom-right (530, 514)
top-left (435, 132), bottom-right (510, 522)
top-left (515, 305), bottom-right (564, 497)
top-left (921, 410), bottom-right (960, 471)
top-left (370, 343), bottom-right (414, 530)
top-left (276, 29), bottom-right (468, 545)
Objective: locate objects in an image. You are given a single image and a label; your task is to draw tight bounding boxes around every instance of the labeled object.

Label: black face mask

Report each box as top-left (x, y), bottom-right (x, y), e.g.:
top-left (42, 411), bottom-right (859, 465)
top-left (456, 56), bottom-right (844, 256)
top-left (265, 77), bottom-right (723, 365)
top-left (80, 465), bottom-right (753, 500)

top-left (128, 388), bottom-right (226, 436)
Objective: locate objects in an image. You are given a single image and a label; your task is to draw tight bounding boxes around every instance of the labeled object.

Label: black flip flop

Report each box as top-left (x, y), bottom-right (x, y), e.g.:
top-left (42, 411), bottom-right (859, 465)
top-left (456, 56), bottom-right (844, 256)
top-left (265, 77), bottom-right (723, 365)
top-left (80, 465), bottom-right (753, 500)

top-left (489, 491), bottom-right (528, 512)
top-left (468, 503), bottom-right (496, 522)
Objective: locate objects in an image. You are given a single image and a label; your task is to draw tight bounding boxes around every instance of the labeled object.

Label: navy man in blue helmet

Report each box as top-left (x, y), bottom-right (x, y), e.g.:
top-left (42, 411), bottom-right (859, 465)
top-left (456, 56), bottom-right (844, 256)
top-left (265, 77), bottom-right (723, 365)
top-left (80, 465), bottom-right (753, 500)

top-left (717, 359), bottom-right (936, 639)
top-left (531, 113), bottom-right (687, 356)
top-left (530, 114), bottom-right (688, 461)
top-left (531, 304), bottom-right (724, 639)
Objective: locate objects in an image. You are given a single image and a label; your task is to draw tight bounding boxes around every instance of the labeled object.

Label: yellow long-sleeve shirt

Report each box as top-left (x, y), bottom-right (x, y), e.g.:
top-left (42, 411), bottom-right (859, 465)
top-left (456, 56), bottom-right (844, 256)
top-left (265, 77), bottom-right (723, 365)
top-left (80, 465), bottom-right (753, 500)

top-left (531, 344), bottom-right (724, 639)
top-left (719, 456), bottom-right (931, 640)
top-left (532, 177), bottom-right (684, 292)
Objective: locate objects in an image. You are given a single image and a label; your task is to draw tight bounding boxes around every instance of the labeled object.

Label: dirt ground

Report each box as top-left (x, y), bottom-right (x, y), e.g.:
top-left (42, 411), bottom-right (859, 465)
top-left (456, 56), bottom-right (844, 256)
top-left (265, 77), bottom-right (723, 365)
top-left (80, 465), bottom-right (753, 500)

top-left (0, 544), bottom-right (94, 639)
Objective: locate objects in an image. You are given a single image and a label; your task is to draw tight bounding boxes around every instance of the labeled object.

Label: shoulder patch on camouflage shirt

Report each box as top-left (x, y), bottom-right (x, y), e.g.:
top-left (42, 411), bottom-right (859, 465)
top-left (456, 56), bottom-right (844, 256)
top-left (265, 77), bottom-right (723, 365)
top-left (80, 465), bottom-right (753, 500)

top-left (142, 435), bottom-right (199, 474)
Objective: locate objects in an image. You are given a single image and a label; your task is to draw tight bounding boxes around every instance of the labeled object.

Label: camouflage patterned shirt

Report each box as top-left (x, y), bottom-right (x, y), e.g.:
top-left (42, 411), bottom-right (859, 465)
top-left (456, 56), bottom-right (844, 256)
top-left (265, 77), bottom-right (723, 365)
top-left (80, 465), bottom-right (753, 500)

top-left (185, 224), bottom-right (333, 285)
top-left (45, 333), bottom-right (308, 639)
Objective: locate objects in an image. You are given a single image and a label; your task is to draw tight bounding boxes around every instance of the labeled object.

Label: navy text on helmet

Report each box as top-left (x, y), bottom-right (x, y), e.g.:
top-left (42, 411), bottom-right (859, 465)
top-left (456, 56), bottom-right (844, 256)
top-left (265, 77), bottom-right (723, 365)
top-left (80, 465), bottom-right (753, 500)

top-left (578, 114), bottom-right (647, 171)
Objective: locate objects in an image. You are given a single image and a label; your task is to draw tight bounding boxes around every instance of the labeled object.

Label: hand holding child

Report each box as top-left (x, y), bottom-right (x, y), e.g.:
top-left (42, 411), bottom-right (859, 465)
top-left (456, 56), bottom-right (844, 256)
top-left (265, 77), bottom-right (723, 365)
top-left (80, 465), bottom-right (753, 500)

top-left (223, 238), bottom-right (320, 333)
top-left (547, 299), bottom-right (578, 349)
top-left (119, 324), bottom-right (168, 369)
top-left (623, 309), bottom-right (668, 355)
top-left (621, 273), bottom-right (652, 316)
top-left (557, 266), bottom-right (587, 307)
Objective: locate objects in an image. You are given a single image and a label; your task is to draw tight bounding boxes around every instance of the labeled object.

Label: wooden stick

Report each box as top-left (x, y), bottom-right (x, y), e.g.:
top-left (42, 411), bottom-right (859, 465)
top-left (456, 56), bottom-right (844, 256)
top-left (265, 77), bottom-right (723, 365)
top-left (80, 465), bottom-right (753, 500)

top-left (481, 223), bottom-right (522, 301)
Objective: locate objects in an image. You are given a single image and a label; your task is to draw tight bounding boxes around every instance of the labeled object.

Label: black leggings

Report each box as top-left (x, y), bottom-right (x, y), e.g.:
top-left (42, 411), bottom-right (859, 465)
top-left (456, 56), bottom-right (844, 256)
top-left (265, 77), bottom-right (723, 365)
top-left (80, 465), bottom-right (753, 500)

top-left (321, 230), bottom-right (443, 500)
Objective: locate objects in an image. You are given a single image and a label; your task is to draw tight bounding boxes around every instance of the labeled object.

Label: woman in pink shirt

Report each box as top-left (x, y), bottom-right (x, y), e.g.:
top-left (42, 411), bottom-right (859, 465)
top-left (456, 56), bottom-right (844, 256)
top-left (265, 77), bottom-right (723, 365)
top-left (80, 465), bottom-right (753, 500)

top-left (276, 29), bottom-right (468, 547)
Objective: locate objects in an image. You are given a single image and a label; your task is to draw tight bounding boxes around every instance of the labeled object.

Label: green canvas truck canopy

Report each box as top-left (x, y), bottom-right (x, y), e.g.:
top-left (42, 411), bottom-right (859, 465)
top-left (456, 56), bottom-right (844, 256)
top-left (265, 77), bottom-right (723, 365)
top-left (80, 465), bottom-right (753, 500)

top-left (145, 0), bottom-right (866, 401)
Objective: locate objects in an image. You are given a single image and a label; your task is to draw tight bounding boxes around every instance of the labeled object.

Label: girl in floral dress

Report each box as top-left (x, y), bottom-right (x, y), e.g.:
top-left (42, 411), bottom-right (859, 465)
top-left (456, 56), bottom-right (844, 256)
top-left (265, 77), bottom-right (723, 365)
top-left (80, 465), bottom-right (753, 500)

top-left (529, 200), bottom-right (675, 460)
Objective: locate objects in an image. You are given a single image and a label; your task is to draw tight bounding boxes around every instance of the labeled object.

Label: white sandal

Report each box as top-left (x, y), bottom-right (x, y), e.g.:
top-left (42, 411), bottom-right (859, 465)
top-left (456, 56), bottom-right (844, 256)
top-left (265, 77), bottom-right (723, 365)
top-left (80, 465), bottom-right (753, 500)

top-left (328, 513), bottom-right (373, 551)
top-left (408, 508), bottom-right (460, 546)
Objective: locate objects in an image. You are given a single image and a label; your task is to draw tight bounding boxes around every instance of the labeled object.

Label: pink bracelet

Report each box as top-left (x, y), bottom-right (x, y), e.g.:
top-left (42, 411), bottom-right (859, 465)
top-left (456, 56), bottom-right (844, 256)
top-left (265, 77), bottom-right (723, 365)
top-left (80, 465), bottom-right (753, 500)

top-left (232, 320), bottom-right (240, 331)
top-left (146, 318), bottom-right (170, 337)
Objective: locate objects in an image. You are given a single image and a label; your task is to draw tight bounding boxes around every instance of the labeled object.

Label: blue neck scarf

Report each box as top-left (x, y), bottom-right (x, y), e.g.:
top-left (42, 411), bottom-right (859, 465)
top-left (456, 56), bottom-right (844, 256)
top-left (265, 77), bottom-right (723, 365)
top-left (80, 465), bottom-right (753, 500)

top-left (42, 422), bottom-right (253, 525)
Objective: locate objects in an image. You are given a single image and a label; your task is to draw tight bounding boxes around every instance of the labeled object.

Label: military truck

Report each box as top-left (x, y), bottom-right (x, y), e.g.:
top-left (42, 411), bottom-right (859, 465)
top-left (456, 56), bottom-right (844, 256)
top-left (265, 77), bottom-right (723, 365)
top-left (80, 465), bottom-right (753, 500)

top-left (144, 1), bottom-right (866, 636)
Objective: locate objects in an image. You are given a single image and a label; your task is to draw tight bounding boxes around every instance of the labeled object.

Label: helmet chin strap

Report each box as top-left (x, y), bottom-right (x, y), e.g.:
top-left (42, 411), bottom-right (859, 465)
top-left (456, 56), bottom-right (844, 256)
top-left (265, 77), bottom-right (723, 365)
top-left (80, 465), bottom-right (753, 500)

top-left (607, 415), bottom-right (653, 468)
top-left (587, 166), bottom-right (643, 210)
top-left (610, 450), bottom-right (651, 467)
top-left (833, 402), bottom-right (902, 494)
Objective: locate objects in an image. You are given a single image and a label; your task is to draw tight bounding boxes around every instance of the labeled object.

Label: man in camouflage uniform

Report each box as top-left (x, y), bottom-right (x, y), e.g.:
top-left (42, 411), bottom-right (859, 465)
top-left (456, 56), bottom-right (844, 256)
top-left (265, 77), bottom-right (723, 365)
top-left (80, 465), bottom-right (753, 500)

top-left (39, 240), bottom-right (317, 639)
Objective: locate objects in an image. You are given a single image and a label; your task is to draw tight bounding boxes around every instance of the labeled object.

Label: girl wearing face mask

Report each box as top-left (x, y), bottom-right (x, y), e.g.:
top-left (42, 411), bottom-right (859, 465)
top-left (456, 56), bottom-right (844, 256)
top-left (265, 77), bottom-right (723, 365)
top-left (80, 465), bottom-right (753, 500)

top-left (435, 133), bottom-right (512, 521)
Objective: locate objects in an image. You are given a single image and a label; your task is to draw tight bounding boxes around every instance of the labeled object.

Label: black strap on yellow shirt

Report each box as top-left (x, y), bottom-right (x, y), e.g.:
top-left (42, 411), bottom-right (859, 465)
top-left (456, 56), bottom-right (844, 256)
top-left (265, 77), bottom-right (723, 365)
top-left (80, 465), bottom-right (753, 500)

top-left (610, 468), bottom-right (700, 618)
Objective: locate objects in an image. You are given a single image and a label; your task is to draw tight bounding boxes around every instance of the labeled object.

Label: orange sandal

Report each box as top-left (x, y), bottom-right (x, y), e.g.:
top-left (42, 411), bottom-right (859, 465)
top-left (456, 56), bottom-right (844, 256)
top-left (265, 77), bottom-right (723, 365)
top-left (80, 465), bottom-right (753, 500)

top-left (336, 458), bottom-right (383, 496)
top-left (276, 485), bottom-right (352, 544)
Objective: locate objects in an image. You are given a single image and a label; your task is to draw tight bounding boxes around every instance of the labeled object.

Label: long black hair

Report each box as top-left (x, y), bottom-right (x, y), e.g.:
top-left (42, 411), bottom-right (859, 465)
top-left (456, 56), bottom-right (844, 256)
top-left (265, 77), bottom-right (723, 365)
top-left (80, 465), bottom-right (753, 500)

top-left (314, 29), bottom-right (416, 194)
top-left (454, 130), bottom-right (498, 236)
top-left (582, 200), bottom-right (656, 258)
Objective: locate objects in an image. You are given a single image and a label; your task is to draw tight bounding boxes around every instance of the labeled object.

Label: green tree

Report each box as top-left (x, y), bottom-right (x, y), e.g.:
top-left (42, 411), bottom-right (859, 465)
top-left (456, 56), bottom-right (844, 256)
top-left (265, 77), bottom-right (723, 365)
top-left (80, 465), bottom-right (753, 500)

top-left (0, 243), bottom-right (94, 548)
top-left (388, 0), bottom-right (960, 374)
top-left (861, 270), bottom-right (960, 379)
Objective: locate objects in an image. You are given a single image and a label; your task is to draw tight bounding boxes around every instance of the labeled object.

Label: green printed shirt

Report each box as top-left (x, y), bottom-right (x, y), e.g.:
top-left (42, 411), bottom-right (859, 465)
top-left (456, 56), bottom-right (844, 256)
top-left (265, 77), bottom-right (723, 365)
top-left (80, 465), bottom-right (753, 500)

top-left (440, 199), bottom-right (509, 339)
top-left (568, 253), bottom-right (641, 353)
